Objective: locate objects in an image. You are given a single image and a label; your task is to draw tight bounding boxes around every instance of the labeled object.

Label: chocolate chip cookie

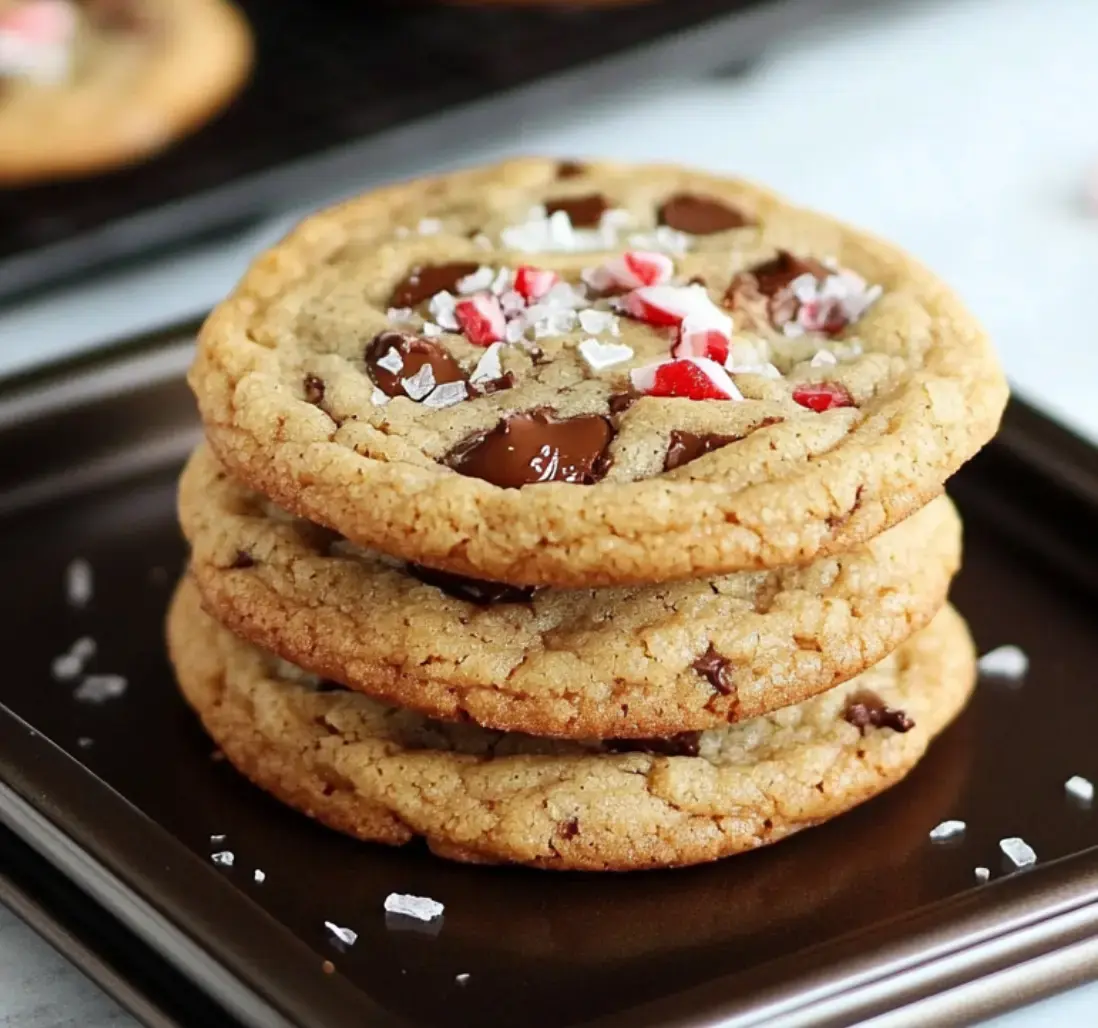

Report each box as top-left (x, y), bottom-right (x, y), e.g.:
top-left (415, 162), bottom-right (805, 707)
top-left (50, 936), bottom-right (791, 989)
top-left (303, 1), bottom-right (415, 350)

top-left (181, 444), bottom-right (962, 738)
top-left (190, 158), bottom-right (1006, 587)
top-left (0, 0), bottom-right (252, 183)
top-left (168, 576), bottom-right (976, 871)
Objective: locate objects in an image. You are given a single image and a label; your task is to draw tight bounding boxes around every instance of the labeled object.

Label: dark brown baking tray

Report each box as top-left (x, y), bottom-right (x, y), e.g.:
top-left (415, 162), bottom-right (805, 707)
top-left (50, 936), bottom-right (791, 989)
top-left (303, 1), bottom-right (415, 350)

top-left (2, 331), bottom-right (1098, 1028)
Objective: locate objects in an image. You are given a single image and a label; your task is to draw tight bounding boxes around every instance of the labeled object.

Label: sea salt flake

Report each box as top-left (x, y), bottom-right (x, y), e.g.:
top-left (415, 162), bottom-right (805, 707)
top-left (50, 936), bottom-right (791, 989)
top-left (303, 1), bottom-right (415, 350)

top-left (1065, 775), bottom-right (1094, 804)
top-left (810, 349), bottom-right (838, 368)
top-left (210, 834), bottom-right (227, 844)
top-left (456, 266), bottom-right (494, 295)
top-left (579, 338), bottom-right (634, 371)
top-left (211, 851), bottom-right (235, 867)
top-left (52, 653), bottom-right (83, 681)
top-left (470, 343), bottom-right (504, 384)
top-left (74, 674), bottom-right (127, 704)
top-left (401, 365), bottom-right (436, 401)
top-left (65, 558), bottom-right (93, 607)
top-left (417, 218), bottom-right (442, 236)
top-left (325, 921), bottom-right (358, 947)
top-left (1000, 837), bottom-right (1037, 868)
top-left (428, 291), bottom-right (459, 330)
top-left (978, 645), bottom-right (1028, 680)
top-left (975, 867), bottom-right (990, 882)
top-left (384, 893), bottom-right (444, 922)
top-left (375, 347), bottom-right (404, 374)
top-left (455, 973), bottom-right (470, 985)
top-left (370, 387), bottom-right (390, 407)
top-left (929, 820), bottom-right (966, 842)
top-left (422, 382), bottom-right (468, 409)
top-left (253, 869), bottom-right (266, 884)
top-left (578, 309), bottom-right (618, 336)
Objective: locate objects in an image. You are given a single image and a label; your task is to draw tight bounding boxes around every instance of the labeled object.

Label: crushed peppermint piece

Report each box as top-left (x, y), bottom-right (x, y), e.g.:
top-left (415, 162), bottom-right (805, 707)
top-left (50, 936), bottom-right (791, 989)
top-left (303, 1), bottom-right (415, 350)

top-left (455, 293), bottom-right (506, 345)
top-left (514, 265), bottom-right (559, 301)
top-left (490, 268), bottom-right (514, 295)
top-left (499, 289), bottom-right (526, 317)
top-left (810, 349), bottom-right (838, 367)
top-left (370, 387), bottom-right (390, 407)
top-left (211, 851), bottom-right (235, 867)
top-left (579, 338), bottom-right (634, 371)
top-left (386, 307), bottom-right (417, 325)
top-left (456, 266), bottom-right (495, 295)
top-left (455, 973), bottom-right (470, 985)
top-left (375, 347), bottom-right (404, 374)
top-left (210, 833), bottom-right (227, 844)
top-left (1000, 837), bottom-right (1037, 868)
top-left (324, 921), bottom-right (358, 947)
top-left (631, 357), bottom-right (742, 402)
top-left (578, 309), bottom-right (619, 336)
top-left (254, 869), bottom-right (266, 884)
top-left (384, 893), bottom-right (444, 922)
top-left (428, 291), bottom-right (459, 331)
top-left (417, 217), bottom-right (442, 235)
top-left (599, 250), bottom-right (674, 290)
top-left (422, 381), bottom-right (468, 409)
top-left (470, 343), bottom-right (504, 384)
top-left (929, 820), bottom-right (966, 842)
top-left (401, 364), bottom-right (436, 401)
top-left (1065, 776), bottom-right (1094, 804)
top-left (65, 558), bottom-right (93, 608)
top-left (501, 207), bottom-right (623, 253)
top-left (74, 674), bottom-right (127, 704)
top-left (0, 0), bottom-right (76, 83)
top-left (975, 867), bottom-right (990, 883)
top-left (978, 645), bottom-right (1028, 680)
top-left (627, 226), bottom-right (690, 254)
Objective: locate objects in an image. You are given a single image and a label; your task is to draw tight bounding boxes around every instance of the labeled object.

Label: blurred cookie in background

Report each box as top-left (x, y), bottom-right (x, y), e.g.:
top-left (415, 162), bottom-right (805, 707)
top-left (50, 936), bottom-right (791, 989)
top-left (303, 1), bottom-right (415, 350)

top-left (0, 0), bottom-right (252, 184)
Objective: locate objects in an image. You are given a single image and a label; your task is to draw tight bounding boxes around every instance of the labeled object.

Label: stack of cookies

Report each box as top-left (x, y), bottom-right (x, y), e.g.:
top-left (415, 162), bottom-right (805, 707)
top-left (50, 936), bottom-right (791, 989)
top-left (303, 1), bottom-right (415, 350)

top-left (169, 158), bottom-right (1008, 871)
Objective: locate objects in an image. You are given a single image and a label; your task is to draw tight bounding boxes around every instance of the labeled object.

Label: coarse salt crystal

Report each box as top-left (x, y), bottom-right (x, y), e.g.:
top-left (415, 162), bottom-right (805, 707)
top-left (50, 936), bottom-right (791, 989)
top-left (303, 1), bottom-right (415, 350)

top-left (578, 339), bottom-right (633, 371)
top-left (384, 893), bottom-right (444, 922)
top-left (929, 819), bottom-right (966, 842)
top-left (375, 347), bottom-right (404, 374)
top-left (211, 851), bottom-right (235, 867)
top-left (422, 381), bottom-right (468, 409)
top-left (1065, 775), bottom-right (1094, 803)
top-left (210, 833), bottom-right (226, 844)
top-left (578, 309), bottom-right (618, 336)
top-left (324, 921), bottom-right (358, 947)
top-left (1000, 837), bottom-right (1037, 868)
top-left (456, 266), bottom-right (494, 295)
top-left (975, 867), bottom-right (990, 882)
top-left (469, 343), bottom-right (503, 384)
top-left (74, 674), bottom-right (127, 704)
top-left (254, 869), bottom-right (266, 884)
top-left (65, 558), bottom-right (93, 607)
top-left (978, 645), bottom-right (1028, 680)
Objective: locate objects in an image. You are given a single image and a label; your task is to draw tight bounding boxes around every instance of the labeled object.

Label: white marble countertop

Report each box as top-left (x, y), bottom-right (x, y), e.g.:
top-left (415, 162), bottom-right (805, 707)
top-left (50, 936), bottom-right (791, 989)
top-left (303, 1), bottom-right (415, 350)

top-left (3, 0), bottom-right (1098, 1023)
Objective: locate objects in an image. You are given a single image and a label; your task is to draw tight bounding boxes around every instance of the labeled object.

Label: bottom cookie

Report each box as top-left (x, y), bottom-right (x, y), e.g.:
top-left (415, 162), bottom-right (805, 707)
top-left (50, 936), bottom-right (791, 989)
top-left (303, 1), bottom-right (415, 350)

top-left (167, 578), bottom-right (976, 871)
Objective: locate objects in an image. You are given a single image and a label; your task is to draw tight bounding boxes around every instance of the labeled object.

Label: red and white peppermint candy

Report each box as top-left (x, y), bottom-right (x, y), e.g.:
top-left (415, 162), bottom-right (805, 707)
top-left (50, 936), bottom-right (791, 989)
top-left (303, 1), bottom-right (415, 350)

top-left (600, 251), bottom-right (674, 290)
top-left (454, 294), bottom-right (506, 346)
top-left (624, 284), bottom-right (733, 363)
top-left (513, 265), bottom-right (560, 302)
top-left (0, 0), bottom-right (72, 41)
top-left (630, 357), bottom-right (742, 401)
top-left (792, 381), bottom-right (854, 412)
top-left (673, 315), bottom-right (730, 365)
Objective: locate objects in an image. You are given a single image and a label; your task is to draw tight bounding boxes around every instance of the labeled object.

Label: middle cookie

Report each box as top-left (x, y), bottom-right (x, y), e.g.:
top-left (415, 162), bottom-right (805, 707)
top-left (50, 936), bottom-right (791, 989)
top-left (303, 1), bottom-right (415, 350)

top-left (182, 445), bottom-right (961, 739)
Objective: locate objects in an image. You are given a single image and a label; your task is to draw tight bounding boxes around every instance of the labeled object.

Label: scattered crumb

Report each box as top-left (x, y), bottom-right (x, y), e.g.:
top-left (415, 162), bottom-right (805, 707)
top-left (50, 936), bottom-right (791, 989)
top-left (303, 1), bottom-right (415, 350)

top-left (929, 819), bottom-right (966, 842)
top-left (1065, 776), bottom-right (1094, 804)
top-left (975, 867), bottom-right (990, 883)
top-left (210, 834), bottom-right (227, 844)
top-left (384, 893), bottom-right (444, 922)
top-left (254, 869), bottom-right (266, 884)
top-left (322, 960), bottom-right (336, 975)
top-left (325, 922), bottom-right (358, 947)
top-left (211, 851), bottom-right (235, 867)
top-left (455, 973), bottom-right (470, 986)
top-left (978, 645), bottom-right (1028, 681)
top-left (52, 636), bottom-right (97, 681)
top-left (73, 674), bottom-right (127, 704)
top-left (210, 750), bottom-right (225, 762)
top-left (65, 559), bottom-right (93, 608)
top-left (1000, 837), bottom-right (1037, 868)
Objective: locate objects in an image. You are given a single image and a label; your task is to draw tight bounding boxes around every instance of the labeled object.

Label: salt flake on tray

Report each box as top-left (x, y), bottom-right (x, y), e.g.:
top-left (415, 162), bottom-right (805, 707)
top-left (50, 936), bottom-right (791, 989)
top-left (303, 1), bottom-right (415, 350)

top-left (325, 921), bottom-right (358, 947)
top-left (1065, 775), bottom-right (1094, 804)
top-left (978, 645), bottom-right (1028, 681)
top-left (52, 636), bottom-right (96, 681)
top-left (65, 558), bottom-right (93, 608)
top-left (211, 851), bottom-right (235, 867)
top-left (1000, 837), bottom-right (1037, 868)
top-left (210, 833), bottom-right (227, 844)
top-left (384, 892), bottom-right (444, 922)
top-left (974, 867), bottom-right (990, 883)
top-left (579, 339), bottom-right (633, 372)
top-left (253, 869), bottom-right (266, 884)
top-left (928, 820), bottom-right (966, 842)
top-left (74, 674), bottom-right (127, 704)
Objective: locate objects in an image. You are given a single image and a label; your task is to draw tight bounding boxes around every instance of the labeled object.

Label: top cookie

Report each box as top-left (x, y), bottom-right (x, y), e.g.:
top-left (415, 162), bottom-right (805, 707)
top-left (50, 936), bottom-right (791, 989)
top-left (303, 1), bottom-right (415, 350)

top-left (191, 158), bottom-right (1007, 587)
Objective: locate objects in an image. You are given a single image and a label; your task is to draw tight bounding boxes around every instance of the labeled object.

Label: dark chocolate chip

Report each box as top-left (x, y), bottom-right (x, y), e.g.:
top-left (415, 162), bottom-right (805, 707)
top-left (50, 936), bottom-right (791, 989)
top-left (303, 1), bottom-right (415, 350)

top-left (607, 391), bottom-right (639, 416)
top-left (558, 818), bottom-right (581, 839)
top-left (658, 193), bottom-right (751, 235)
top-left (664, 431), bottom-right (738, 472)
top-left (446, 412), bottom-right (613, 488)
top-left (747, 251), bottom-right (830, 298)
top-left (843, 689), bottom-right (914, 734)
top-left (230, 550), bottom-right (255, 569)
top-left (605, 733), bottom-right (702, 758)
top-left (389, 262), bottom-right (480, 309)
top-left (555, 160), bottom-right (586, 179)
top-left (365, 331), bottom-right (467, 399)
top-left (303, 374), bottom-right (326, 406)
top-left (407, 564), bottom-right (537, 605)
top-left (692, 645), bottom-right (735, 695)
top-left (544, 193), bottom-right (609, 228)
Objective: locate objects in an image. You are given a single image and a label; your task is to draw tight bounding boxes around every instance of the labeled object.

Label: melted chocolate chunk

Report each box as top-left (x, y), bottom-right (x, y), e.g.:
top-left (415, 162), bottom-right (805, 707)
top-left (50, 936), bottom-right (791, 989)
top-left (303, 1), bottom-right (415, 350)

top-left (544, 193), bottom-right (609, 228)
top-left (471, 371), bottom-right (515, 397)
top-left (229, 550), bottom-right (255, 569)
top-left (843, 689), bottom-right (915, 734)
top-left (303, 374), bottom-right (325, 406)
top-left (664, 431), bottom-right (738, 472)
top-left (727, 251), bottom-right (831, 329)
top-left (365, 331), bottom-right (467, 399)
top-left (446, 412), bottom-right (613, 488)
top-left (407, 564), bottom-right (537, 605)
top-left (556, 160), bottom-right (586, 179)
top-left (389, 262), bottom-right (480, 309)
top-left (558, 818), bottom-right (581, 839)
top-left (605, 733), bottom-right (702, 758)
top-left (607, 392), bottom-right (639, 416)
top-left (658, 193), bottom-right (751, 235)
top-left (692, 645), bottom-right (735, 694)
